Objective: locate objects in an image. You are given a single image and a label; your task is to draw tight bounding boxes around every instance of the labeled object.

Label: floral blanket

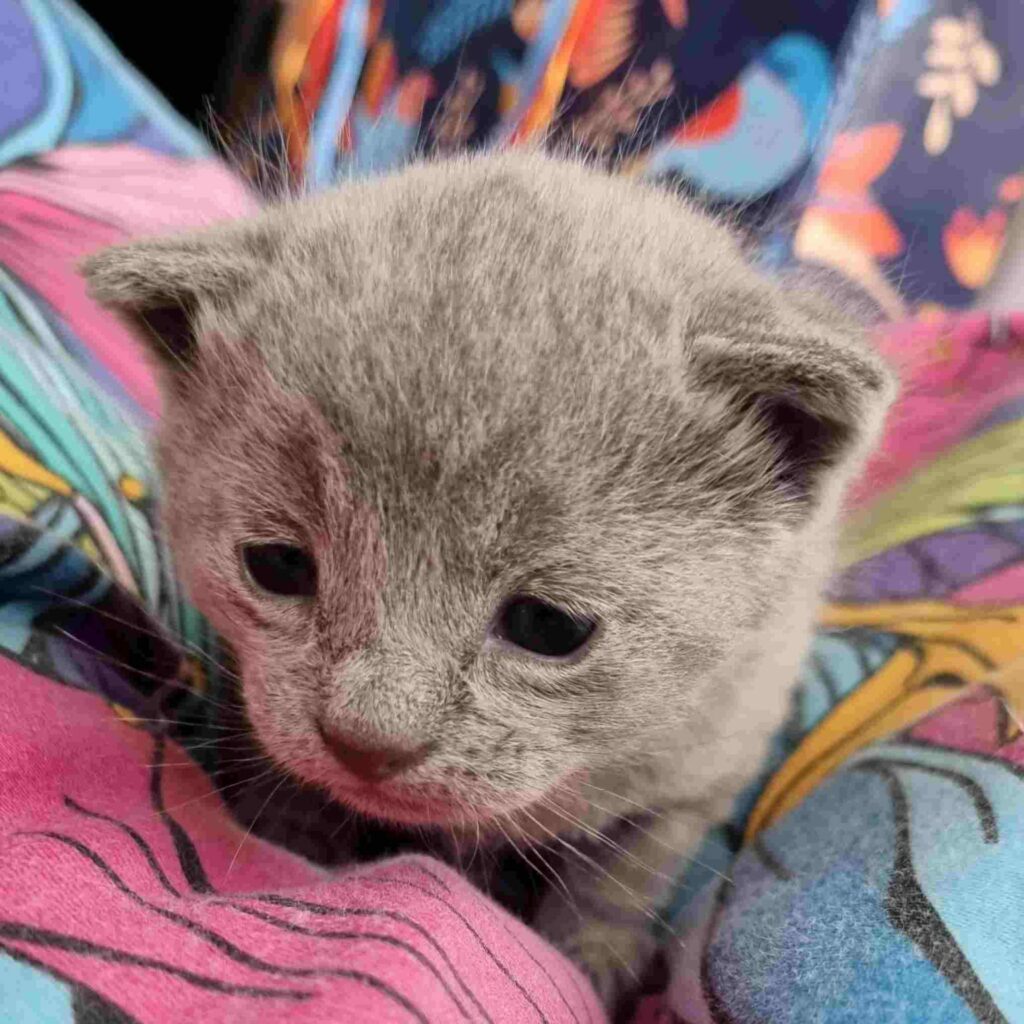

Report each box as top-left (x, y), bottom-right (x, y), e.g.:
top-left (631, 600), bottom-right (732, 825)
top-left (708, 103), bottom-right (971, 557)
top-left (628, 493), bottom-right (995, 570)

top-left (1, 1), bottom-right (1024, 1022)
top-left (247, 0), bottom-right (1024, 319)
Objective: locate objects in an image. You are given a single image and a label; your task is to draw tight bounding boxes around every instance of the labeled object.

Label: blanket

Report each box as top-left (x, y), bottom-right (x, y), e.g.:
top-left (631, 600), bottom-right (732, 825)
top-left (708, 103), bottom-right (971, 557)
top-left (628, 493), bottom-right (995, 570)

top-left (243, 0), bottom-right (1024, 319)
top-left (2, 1), bottom-right (1024, 1022)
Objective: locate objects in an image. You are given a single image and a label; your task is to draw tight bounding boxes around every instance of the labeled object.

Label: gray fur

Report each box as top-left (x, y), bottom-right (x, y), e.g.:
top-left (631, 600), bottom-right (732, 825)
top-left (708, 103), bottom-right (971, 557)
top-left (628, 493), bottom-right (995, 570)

top-left (82, 150), bottom-right (896, 1002)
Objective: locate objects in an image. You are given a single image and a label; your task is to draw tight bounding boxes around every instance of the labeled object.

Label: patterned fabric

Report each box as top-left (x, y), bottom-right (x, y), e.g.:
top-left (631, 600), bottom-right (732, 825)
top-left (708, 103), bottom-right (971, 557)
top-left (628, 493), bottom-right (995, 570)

top-left (2, 1), bottom-right (1024, 1021)
top-left (649, 312), bottom-right (1024, 1023)
top-left (248, 0), bottom-right (1024, 316)
top-left (0, 657), bottom-right (601, 1024)
top-left (0, 0), bottom-right (257, 713)
top-left (0, 2), bottom-right (599, 1021)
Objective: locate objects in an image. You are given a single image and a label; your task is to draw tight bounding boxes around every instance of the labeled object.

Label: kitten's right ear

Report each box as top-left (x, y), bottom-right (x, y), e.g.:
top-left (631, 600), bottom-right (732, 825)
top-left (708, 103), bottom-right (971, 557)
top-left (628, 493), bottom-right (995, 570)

top-left (80, 233), bottom-right (254, 374)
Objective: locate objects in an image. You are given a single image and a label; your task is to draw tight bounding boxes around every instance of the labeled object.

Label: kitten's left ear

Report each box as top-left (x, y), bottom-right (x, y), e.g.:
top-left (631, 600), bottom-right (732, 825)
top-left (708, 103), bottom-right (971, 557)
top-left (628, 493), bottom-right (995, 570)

top-left (80, 229), bottom-right (258, 375)
top-left (689, 321), bottom-right (896, 506)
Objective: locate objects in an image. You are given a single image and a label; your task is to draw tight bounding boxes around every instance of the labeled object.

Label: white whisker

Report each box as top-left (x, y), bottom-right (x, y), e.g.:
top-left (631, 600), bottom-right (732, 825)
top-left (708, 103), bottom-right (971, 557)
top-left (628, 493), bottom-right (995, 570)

top-left (515, 805), bottom-right (682, 946)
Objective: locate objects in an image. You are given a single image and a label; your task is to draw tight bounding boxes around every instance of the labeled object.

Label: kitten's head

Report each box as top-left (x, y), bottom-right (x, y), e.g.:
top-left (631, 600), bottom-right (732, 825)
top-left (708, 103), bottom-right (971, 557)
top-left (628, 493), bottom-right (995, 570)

top-left (82, 153), bottom-right (894, 828)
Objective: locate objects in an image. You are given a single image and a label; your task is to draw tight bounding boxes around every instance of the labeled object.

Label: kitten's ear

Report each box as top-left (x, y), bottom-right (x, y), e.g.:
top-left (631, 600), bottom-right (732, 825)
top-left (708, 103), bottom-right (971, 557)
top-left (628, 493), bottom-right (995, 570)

top-left (80, 232), bottom-right (255, 374)
top-left (690, 326), bottom-right (896, 505)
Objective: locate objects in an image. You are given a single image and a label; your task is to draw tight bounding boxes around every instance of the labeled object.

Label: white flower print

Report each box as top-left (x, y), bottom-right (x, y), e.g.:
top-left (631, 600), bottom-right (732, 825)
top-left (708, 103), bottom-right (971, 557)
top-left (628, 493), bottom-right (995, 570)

top-left (915, 9), bottom-right (1001, 156)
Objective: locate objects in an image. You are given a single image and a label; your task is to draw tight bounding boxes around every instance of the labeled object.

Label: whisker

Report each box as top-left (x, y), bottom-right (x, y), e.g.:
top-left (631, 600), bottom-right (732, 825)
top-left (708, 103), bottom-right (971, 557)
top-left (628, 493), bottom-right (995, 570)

top-left (537, 798), bottom-right (678, 887)
top-left (501, 812), bottom-right (643, 990)
top-left (325, 799), bottom-right (356, 844)
top-left (515, 805), bottom-right (682, 945)
top-left (101, 717), bottom-right (246, 732)
top-left (497, 813), bottom-right (578, 913)
top-left (179, 731), bottom-right (260, 751)
top-left (468, 814), bottom-right (483, 876)
top-left (49, 626), bottom-right (242, 716)
top-left (150, 752), bottom-right (272, 769)
top-left (565, 780), bottom-right (735, 883)
top-left (446, 815), bottom-right (464, 875)
top-left (227, 773), bottom-right (292, 874)
top-left (151, 763), bottom-right (286, 820)
top-left (30, 585), bottom-right (241, 682)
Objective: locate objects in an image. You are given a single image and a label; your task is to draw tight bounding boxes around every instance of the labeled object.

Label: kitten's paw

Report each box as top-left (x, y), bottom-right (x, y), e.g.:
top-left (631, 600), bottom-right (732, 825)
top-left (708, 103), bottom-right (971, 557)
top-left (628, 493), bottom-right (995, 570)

top-left (557, 920), bottom-right (656, 1010)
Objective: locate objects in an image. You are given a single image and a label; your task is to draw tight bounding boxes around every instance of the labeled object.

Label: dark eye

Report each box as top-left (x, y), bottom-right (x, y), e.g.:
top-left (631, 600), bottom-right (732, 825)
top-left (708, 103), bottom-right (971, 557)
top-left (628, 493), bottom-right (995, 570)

top-left (494, 595), bottom-right (597, 659)
top-left (241, 543), bottom-right (317, 598)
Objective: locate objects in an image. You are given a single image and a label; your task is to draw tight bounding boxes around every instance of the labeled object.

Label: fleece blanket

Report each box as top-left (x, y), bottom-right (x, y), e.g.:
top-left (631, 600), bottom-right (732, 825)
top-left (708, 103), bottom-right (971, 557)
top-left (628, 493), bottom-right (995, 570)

top-left (2, 1), bottom-right (1024, 1022)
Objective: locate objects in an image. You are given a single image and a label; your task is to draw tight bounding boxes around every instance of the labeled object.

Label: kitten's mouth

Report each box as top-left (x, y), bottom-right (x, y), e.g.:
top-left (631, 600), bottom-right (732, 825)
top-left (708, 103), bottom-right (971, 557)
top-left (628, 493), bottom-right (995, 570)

top-left (330, 780), bottom-right (493, 827)
top-left (324, 770), bottom-right (590, 835)
top-left (310, 720), bottom-right (513, 826)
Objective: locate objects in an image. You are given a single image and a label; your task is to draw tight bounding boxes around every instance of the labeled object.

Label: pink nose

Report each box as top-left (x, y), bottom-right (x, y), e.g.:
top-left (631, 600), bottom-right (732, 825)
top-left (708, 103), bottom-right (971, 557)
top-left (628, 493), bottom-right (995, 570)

top-left (319, 724), bottom-right (432, 782)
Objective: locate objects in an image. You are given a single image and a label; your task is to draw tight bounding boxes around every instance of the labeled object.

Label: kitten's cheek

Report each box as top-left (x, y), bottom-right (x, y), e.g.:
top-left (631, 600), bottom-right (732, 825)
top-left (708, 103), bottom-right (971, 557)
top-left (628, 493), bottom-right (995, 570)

top-left (233, 672), bottom-right (268, 736)
top-left (234, 669), bottom-right (292, 752)
top-left (506, 769), bottom-right (590, 842)
top-left (550, 769), bottom-right (590, 819)
top-left (177, 569), bottom-right (245, 637)
top-left (240, 688), bottom-right (322, 784)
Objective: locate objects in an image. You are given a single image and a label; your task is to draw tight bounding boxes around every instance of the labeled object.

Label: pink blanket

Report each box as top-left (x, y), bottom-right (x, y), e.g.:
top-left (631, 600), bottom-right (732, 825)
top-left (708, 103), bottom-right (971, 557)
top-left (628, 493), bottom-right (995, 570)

top-left (0, 659), bottom-right (601, 1023)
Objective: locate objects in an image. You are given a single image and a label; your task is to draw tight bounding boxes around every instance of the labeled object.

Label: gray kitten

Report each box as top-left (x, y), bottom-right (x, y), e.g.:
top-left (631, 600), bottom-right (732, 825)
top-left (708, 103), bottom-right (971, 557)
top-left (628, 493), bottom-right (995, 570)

top-left (82, 151), bottom-right (895, 1005)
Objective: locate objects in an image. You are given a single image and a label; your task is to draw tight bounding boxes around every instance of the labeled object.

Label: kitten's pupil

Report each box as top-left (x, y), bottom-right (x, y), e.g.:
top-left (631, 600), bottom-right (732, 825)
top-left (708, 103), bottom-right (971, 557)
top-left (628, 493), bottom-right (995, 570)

top-left (497, 596), bottom-right (596, 658)
top-left (242, 543), bottom-right (317, 597)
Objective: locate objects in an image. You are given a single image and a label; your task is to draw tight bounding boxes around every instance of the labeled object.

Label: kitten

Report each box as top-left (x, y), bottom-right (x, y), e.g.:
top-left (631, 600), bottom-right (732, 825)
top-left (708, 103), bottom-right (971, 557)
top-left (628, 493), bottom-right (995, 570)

top-left (82, 151), bottom-right (895, 1006)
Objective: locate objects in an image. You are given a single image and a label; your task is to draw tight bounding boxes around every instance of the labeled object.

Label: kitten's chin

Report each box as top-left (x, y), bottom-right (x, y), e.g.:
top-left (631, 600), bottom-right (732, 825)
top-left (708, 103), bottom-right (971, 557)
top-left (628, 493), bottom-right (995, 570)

top-left (329, 782), bottom-right (488, 827)
top-left (322, 771), bottom-right (591, 838)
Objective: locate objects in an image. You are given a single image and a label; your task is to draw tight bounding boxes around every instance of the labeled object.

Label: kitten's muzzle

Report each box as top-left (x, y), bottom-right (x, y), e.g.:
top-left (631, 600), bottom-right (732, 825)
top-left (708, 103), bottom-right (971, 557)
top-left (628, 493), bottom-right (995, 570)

top-left (317, 722), bottom-right (434, 782)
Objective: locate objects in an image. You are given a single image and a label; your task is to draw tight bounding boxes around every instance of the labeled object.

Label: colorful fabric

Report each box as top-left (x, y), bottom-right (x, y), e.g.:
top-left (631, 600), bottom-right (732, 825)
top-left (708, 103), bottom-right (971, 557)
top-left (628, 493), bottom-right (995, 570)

top-left (0, 2), bottom-right (599, 1021)
top-left (3, 1), bottom-right (1024, 1022)
top-left (645, 314), bottom-right (1024, 1023)
top-left (250, 0), bottom-right (1024, 317)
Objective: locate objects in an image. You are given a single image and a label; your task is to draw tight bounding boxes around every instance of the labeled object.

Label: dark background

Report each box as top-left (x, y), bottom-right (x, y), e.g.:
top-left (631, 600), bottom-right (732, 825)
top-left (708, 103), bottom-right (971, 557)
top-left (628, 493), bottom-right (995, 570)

top-left (78, 1), bottom-right (278, 128)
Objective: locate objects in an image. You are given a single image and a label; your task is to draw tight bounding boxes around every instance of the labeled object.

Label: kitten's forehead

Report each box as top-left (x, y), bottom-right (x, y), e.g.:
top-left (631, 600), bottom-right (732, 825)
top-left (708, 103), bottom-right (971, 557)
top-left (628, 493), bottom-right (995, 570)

top-left (247, 153), bottom-right (741, 340)
top-left (232, 155), bottom-right (736, 485)
top-left (266, 152), bottom-right (709, 262)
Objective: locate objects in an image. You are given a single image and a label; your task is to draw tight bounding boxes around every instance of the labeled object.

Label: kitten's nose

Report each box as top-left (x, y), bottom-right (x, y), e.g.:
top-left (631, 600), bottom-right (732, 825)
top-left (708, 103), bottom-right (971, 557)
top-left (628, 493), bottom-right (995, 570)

top-left (319, 724), bottom-right (432, 782)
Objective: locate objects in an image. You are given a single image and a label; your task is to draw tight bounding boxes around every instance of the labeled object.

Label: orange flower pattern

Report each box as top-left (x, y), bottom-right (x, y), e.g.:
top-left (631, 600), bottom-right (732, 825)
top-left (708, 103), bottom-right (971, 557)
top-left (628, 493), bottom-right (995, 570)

top-left (943, 206), bottom-right (1008, 289)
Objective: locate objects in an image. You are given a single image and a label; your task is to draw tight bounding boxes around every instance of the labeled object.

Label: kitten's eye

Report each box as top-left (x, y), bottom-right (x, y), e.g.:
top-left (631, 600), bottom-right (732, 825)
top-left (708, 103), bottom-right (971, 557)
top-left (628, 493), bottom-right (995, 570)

top-left (494, 596), bottom-right (597, 659)
top-left (241, 543), bottom-right (317, 598)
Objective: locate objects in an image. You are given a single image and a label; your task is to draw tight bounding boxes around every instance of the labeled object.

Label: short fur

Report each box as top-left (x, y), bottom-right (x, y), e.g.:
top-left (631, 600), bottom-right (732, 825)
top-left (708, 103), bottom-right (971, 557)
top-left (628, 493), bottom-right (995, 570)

top-left (82, 151), bottom-right (896, 1004)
